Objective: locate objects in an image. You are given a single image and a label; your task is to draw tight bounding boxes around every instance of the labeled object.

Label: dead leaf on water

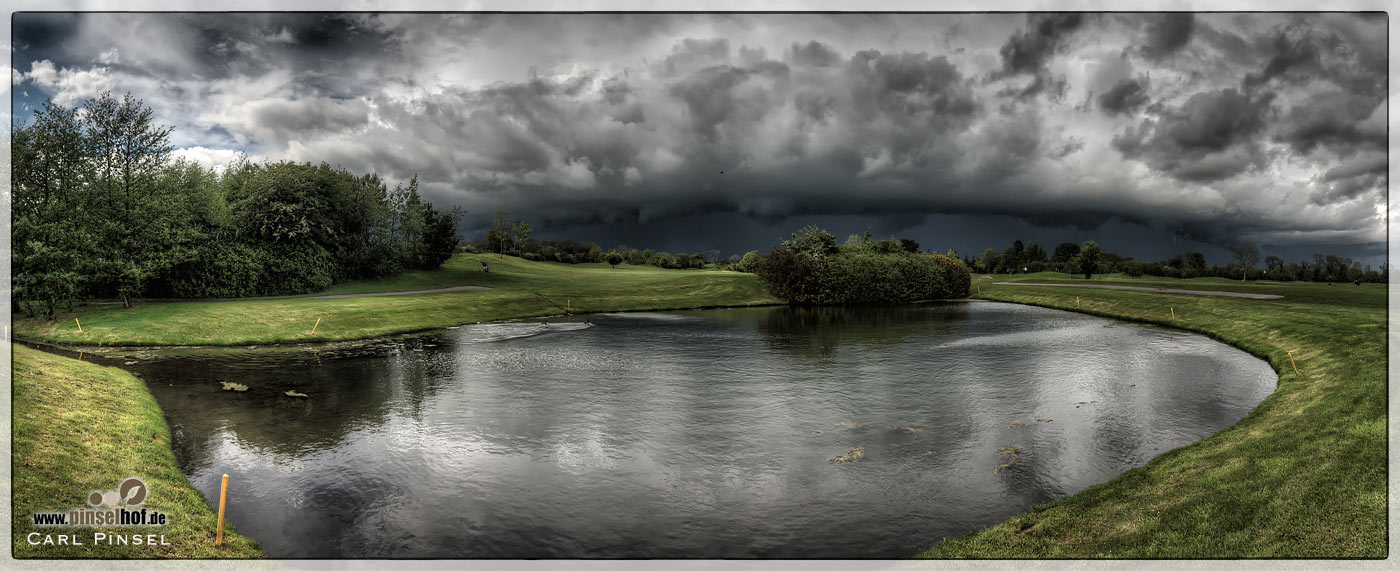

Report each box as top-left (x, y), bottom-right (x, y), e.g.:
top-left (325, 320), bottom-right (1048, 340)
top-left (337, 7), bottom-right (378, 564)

top-left (219, 381), bottom-right (249, 392)
top-left (1036, 418), bottom-right (1054, 423)
top-left (996, 456), bottom-right (1023, 472)
top-left (1007, 422), bottom-right (1025, 428)
top-left (888, 425), bottom-right (923, 433)
top-left (284, 390), bottom-right (309, 398)
top-left (838, 421), bottom-right (862, 429)
top-left (996, 447), bottom-right (1021, 455)
top-left (829, 446), bottom-right (865, 463)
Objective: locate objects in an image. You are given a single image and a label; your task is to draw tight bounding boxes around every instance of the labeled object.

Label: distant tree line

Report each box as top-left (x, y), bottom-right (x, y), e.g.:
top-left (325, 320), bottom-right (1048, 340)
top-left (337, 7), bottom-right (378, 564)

top-left (967, 239), bottom-right (1387, 283)
top-left (471, 210), bottom-right (747, 271)
top-left (754, 226), bottom-right (970, 304)
top-left (13, 93), bottom-right (460, 318)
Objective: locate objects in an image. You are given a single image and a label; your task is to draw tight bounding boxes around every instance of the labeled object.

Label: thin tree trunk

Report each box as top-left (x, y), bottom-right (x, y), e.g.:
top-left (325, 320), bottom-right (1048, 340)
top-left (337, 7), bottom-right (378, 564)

top-left (122, 294), bottom-right (131, 309)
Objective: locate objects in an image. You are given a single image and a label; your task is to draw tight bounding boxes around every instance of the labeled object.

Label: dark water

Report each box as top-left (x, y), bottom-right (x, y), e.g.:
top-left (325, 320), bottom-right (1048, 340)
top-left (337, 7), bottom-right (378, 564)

top-left (91, 302), bottom-right (1275, 558)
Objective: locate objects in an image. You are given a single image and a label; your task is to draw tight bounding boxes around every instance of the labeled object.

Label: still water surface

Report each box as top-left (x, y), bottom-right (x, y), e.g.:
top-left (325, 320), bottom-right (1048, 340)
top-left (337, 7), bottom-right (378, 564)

top-left (111, 302), bottom-right (1273, 558)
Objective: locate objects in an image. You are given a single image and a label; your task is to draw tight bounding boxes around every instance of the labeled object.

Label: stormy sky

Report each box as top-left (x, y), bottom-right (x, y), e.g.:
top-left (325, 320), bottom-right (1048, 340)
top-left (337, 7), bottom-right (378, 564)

top-left (10, 12), bottom-right (1390, 266)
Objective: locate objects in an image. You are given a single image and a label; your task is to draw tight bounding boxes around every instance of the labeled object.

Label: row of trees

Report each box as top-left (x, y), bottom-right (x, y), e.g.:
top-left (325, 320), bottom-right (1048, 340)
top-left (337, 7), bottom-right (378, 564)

top-left (14, 93), bottom-right (461, 318)
top-left (475, 211), bottom-right (750, 270)
top-left (754, 226), bottom-right (970, 304)
top-left (968, 239), bottom-right (1386, 283)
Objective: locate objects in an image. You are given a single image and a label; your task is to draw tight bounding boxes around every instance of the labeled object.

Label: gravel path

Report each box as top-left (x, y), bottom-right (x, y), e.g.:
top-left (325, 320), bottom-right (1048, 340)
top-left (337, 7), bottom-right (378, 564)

top-left (991, 282), bottom-right (1283, 300)
top-left (93, 285), bottom-right (493, 305)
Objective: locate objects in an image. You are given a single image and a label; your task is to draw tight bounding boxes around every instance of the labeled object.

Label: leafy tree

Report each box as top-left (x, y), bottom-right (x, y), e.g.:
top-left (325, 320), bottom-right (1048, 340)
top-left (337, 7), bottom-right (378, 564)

top-left (783, 225), bottom-right (839, 259)
top-left (708, 249), bottom-right (723, 266)
top-left (420, 204), bottom-right (461, 269)
top-left (739, 250), bottom-right (762, 273)
top-left (1075, 240), bottom-right (1101, 279)
top-left (1052, 242), bottom-right (1081, 268)
top-left (512, 221), bottom-right (534, 256)
top-left (606, 250), bottom-right (623, 268)
top-left (85, 92), bottom-right (177, 307)
top-left (1022, 241), bottom-right (1047, 263)
top-left (13, 100), bottom-right (92, 317)
top-left (900, 239), bottom-right (920, 253)
top-left (486, 211), bottom-right (513, 254)
top-left (1233, 243), bottom-right (1261, 280)
top-left (979, 248), bottom-right (1000, 274)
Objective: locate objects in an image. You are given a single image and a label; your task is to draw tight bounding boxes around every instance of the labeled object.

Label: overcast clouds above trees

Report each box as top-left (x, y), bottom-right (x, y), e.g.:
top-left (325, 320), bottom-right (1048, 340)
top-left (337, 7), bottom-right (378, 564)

top-left (11, 12), bottom-right (1388, 262)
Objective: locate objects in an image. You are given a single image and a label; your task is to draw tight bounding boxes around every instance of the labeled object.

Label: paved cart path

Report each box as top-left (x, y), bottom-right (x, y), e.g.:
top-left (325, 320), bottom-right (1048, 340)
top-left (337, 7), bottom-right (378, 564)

top-left (991, 282), bottom-right (1283, 300)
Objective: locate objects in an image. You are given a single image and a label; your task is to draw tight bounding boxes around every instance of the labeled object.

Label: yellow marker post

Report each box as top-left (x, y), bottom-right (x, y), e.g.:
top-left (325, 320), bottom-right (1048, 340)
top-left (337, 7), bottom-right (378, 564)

top-left (311, 318), bottom-right (322, 335)
top-left (1171, 307), bottom-right (1176, 319)
top-left (75, 318), bottom-right (83, 333)
top-left (567, 300), bottom-right (571, 313)
top-left (1287, 351), bottom-right (1300, 376)
top-left (216, 474), bottom-right (229, 545)
top-left (1075, 296), bottom-right (1080, 307)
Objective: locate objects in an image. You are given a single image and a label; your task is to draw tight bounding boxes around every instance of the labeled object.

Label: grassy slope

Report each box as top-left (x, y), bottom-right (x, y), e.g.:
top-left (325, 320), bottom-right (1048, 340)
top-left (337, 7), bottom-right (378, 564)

top-left (919, 273), bottom-right (1385, 558)
top-left (14, 253), bottom-right (779, 346)
top-left (11, 345), bottom-right (262, 558)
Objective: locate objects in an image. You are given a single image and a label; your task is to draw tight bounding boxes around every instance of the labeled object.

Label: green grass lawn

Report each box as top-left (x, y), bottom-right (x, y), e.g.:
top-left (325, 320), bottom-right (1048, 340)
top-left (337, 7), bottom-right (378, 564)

top-left (11, 345), bottom-right (262, 558)
top-left (919, 275), bottom-right (1385, 558)
top-left (14, 253), bottom-right (779, 346)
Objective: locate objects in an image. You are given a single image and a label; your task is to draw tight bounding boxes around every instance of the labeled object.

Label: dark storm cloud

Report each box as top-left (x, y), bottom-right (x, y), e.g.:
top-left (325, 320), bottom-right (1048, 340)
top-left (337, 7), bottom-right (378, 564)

top-left (1274, 90), bottom-right (1385, 154)
top-left (789, 41), bottom-right (841, 67)
top-left (996, 13), bottom-right (1084, 75)
top-left (1243, 27), bottom-right (1322, 90)
top-left (1138, 14), bottom-right (1195, 60)
top-left (1112, 88), bottom-right (1274, 181)
top-left (11, 12), bottom-right (1387, 261)
top-left (1098, 77), bottom-right (1150, 115)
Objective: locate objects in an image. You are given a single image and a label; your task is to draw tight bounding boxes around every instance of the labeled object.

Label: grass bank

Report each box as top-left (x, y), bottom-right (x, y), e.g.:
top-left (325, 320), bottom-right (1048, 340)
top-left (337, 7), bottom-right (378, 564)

top-left (14, 253), bottom-right (779, 346)
top-left (919, 273), bottom-right (1385, 558)
top-left (11, 345), bottom-right (262, 558)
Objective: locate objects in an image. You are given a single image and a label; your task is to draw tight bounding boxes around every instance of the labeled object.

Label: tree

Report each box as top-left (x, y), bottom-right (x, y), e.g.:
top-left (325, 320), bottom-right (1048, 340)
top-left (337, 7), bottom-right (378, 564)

top-left (783, 225), bottom-right (839, 259)
top-left (13, 100), bottom-right (92, 317)
top-left (605, 250), bottom-right (623, 268)
top-left (1076, 240), bottom-right (1101, 280)
top-left (739, 250), bottom-right (761, 273)
top-left (420, 205), bottom-right (461, 269)
top-left (900, 239), bottom-right (920, 253)
top-left (85, 92), bottom-right (177, 308)
top-left (1052, 242), bottom-right (1081, 270)
top-left (1023, 241), bottom-right (1047, 263)
top-left (486, 210), bottom-right (512, 254)
top-left (1233, 243), bottom-right (1261, 280)
top-left (512, 221), bottom-right (534, 256)
top-left (1185, 252), bottom-right (1207, 272)
top-left (979, 248), bottom-right (1000, 274)
top-left (708, 249), bottom-right (723, 266)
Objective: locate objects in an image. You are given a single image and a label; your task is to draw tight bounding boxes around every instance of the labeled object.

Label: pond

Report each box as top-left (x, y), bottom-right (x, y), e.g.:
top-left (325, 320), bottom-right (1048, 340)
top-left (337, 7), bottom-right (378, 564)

top-left (80, 302), bottom-right (1276, 558)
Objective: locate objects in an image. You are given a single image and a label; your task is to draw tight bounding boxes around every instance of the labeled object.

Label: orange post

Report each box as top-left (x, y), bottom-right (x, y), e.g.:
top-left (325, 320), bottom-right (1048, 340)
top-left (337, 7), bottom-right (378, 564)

top-left (1075, 296), bottom-right (1080, 307)
top-left (310, 318), bottom-right (322, 335)
top-left (75, 318), bottom-right (83, 333)
top-left (216, 474), bottom-right (229, 545)
top-left (1170, 307), bottom-right (1175, 319)
top-left (1287, 351), bottom-right (1300, 376)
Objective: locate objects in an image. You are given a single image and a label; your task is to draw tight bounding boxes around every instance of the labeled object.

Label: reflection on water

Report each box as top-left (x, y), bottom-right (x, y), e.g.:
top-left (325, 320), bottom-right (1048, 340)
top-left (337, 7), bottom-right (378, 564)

top-left (59, 302), bottom-right (1276, 558)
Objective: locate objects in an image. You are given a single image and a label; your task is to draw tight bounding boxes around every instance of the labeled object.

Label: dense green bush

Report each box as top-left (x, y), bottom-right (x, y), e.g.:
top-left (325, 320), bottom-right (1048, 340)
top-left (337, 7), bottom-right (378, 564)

top-left (756, 239), bottom-right (970, 305)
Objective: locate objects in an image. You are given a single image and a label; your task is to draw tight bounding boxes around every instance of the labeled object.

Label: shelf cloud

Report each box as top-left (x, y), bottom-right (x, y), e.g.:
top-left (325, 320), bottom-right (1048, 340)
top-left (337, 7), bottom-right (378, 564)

top-left (12, 12), bottom-right (1388, 263)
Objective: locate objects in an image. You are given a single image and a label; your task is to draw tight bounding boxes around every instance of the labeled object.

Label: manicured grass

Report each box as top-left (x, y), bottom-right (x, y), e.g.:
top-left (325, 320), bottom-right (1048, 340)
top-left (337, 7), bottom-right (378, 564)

top-left (14, 254), bottom-right (779, 346)
top-left (11, 345), bottom-right (262, 558)
top-left (919, 275), bottom-right (1385, 558)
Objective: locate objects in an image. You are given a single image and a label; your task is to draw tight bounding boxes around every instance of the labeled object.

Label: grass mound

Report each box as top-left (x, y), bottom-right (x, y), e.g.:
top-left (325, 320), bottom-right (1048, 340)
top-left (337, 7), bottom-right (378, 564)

top-left (12, 345), bottom-right (262, 558)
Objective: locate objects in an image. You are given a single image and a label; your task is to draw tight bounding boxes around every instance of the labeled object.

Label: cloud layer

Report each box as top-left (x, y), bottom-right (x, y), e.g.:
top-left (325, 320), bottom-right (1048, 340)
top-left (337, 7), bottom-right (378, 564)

top-left (12, 12), bottom-right (1388, 255)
